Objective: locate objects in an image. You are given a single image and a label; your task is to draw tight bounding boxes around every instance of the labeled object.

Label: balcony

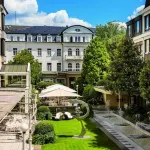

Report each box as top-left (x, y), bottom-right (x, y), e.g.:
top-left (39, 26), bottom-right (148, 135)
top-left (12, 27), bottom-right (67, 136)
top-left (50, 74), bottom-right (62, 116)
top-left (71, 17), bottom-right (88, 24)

top-left (65, 55), bottom-right (83, 60)
top-left (65, 68), bottom-right (82, 72)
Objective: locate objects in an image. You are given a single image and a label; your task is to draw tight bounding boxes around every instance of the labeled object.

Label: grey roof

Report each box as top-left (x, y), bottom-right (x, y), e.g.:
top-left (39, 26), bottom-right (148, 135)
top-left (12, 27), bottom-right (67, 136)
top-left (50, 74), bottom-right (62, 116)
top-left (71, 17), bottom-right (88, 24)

top-left (5, 25), bottom-right (95, 35)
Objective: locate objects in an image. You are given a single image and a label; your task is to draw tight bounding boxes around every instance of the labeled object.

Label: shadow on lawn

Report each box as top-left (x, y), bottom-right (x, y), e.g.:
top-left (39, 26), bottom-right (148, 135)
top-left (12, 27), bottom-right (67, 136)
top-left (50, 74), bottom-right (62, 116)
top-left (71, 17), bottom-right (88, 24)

top-left (84, 119), bottom-right (119, 150)
top-left (58, 135), bottom-right (73, 138)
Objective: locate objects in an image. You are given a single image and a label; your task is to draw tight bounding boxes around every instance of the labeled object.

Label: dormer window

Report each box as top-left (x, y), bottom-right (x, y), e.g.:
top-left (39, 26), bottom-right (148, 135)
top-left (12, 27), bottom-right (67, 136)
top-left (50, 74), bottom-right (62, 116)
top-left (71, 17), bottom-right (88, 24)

top-left (37, 36), bottom-right (42, 42)
top-left (17, 36), bottom-right (20, 41)
top-left (47, 36), bottom-right (52, 42)
top-left (56, 36), bottom-right (61, 42)
top-left (75, 29), bottom-right (80, 32)
top-left (11, 36), bottom-right (13, 41)
top-left (135, 21), bottom-right (140, 33)
top-left (27, 35), bottom-right (32, 42)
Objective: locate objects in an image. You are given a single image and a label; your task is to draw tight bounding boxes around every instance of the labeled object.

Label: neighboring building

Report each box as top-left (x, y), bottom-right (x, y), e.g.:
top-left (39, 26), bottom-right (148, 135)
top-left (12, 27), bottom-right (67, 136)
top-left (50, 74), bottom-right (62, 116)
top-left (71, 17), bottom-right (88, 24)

top-left (5, 25), bottom-right (95, 87)
top-left (0, 0), bottom-right (8, 69)
top-left (126, 0), bottom-right (150, 59)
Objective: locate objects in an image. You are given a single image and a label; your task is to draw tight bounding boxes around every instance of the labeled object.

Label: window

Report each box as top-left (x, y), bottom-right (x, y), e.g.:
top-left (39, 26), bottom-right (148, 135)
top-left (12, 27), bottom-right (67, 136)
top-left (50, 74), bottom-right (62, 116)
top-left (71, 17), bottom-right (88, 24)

top-left (68, 63), bottom-right (72, 71)
top-left (11, 36), bottom-right (13, 41)
top-left (137, 45), bottom-right (142, 53)
top-left (27, 35), bottom-right (32, 42)
top-left (76, 63), bottom-right (80, 71)
top-left (56, 36), bottom-right (61, 42)
top-left (83, 37), bottom-right (85, 42)
top-left (28, 48), bottom-right (32, 53)
top-left (57, 49), bottom-right (61, 56)
top-left (70, 37), bottom-right (73, 42)
top-left (17, 36), bottom-right (20, 41)
top-left (47, 63), bottom-right (52, 71)
top-left (76, 49), bottom-right (80, 56)
top-left (57, 63), bottom-right (61, 71)
top-left (135, 21), bottom-right (140, 33)
top-left (145, 15), bottom-right (150, 30)
top-left (75, 37), bottom-right (78, 42)
top-left (47, 36), bottom-right (52, 42)
top-left (75, 29), bottom-right (80, 32)
top-left (145, 39), bottom-right (150, 53)
top-left (68, 48), bottom-right (72, 56)
top-left (78, 37), bottom-right (80, 42)
top-left (37, 36), bottom-right (42, 42)
top-left (84, 49), bottom-right (86, 55)
top-left (128, 25), bottom-right (132, 37)
top-left (13, 48), bottom-right (17, 56)
top-left (39, 63), bottom-right (42, 70)
top-left (47, 49), bottom-right (51, 56)
top-left (37, 48), bottom-right (42, 56)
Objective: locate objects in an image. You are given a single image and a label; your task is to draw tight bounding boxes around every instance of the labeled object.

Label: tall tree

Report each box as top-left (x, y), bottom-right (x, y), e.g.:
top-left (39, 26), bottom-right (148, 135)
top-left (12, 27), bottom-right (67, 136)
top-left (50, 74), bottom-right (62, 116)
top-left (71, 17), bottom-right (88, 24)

top-left (9, 49), bottom-right (41, 85)
top-left (139, 60), bottom-right (150, 102)
top-left (81, 37), bottom-right (110, 86)
top-left (105, 37), bottom-right (143, 96)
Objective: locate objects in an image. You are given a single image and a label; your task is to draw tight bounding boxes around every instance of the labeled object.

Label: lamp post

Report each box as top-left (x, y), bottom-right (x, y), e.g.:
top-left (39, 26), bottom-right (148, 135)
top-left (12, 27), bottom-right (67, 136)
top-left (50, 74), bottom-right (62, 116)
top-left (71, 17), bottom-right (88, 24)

top-left (20, 123), bottom-right (28, 150)
top-left (76, 85), bottom-right (79, 94)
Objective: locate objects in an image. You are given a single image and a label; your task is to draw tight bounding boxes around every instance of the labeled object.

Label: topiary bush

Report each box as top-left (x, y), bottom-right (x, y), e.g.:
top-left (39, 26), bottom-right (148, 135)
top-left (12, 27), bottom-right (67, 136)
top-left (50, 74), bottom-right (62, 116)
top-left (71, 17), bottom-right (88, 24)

top-left (37, 106), bottom-right (52, 120)
top-left (32, 121), bottom-right (55, 145)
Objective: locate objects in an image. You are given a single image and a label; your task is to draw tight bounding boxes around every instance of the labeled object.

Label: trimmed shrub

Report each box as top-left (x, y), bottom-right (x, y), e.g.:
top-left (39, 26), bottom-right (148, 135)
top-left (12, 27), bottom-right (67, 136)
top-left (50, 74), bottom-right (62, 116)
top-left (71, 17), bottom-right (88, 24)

top-left (37, 106), bottom-right (52, 120)
top-left (32, 121), bottom-right (55, 145)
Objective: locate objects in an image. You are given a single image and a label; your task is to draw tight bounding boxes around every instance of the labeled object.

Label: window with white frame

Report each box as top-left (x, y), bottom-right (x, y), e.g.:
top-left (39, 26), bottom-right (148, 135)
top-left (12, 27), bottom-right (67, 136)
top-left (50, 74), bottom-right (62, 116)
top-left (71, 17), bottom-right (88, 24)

top-left (13, 48), bottom-right (17, 56)
top-left (47, 49), bottom-right (51, 56)
top-left (68, 48), bottom-right (72, 56)
top-left (83, 49), bottom-right (86, 55)
top-left (76, 49), bottom-right (80, 56)
top-left (68, 63), bottom-right (72, 71)
top-left (17, 36), bottom-right (20, 41)
top-left (78, 37), bottom-right (80, 42)
top-left (37, 36), bottom-right (42, 42)
top-left (76, 63), bottom-right (80, 71)
top-left (57, 49), bottom-right (61, 56)
top-left (27, 35), bottom-right (32, 42)
top-left (47, 36), bottom-right (52, 42)
top-left (145, 39), bottom-right (150, 54)
top-left (11, 36), bottom-right (13, 41)
top-left (75, 37), bottom-right (78, 42)
top-left (39, 63), bottom-right (42, 70)
top-left (56, 36), bottom-right (61, 42)
top-left (83, 37), bottom-right (85, 42)
top-left (37, 48), bottom-right (42, 56)
top-left (57, 63), bottom-right (61, 71)
top-left (47, 63), bottom-right (52, 71)
top-left (28, 48), bottom-right (32, 54)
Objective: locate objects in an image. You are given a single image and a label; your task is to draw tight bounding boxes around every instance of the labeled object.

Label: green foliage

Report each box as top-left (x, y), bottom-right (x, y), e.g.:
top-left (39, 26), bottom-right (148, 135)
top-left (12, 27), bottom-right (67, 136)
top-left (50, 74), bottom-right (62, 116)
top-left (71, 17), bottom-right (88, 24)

top-left (9, 49), bottom-right (41, 85)
top-left (139, 60), bottom-right (150, 101)
top-left (83, 85), bottom-right (96, 101)
top-left (96, 22), bottom-right (126, 41)
top-left (37, 106), bottom-right (52, 120)
top-left (74, 77), bottom-right (84, 95)
top-left (37, 81), bottom-right (55, 91)
top-left (33, 121), bottom-right (55, 145)
top-left (81, 37), bottom-right (110, 86)
top-left (105, 37), bottom-right (143, 96)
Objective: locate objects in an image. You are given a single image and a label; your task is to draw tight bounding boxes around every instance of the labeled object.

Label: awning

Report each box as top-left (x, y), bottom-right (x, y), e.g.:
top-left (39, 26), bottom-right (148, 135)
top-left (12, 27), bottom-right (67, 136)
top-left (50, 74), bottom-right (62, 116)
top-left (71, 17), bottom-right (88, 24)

top-left (0, 91), bottom-right (24, 123)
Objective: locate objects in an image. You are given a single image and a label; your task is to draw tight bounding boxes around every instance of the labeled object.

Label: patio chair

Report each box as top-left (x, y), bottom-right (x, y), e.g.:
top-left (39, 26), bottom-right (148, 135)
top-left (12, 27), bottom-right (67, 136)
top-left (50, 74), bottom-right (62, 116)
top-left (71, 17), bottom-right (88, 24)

top-left (55, 112), bottom-right (63, 120)
top-left (64, 112), bottom-right (73, 119)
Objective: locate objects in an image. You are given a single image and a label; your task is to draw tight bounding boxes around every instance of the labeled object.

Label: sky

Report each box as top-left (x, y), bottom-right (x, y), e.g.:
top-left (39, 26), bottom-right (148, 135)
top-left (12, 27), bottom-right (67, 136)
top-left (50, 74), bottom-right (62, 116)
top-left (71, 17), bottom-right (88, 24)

top-left (5, 0), bottom-right (146, 27)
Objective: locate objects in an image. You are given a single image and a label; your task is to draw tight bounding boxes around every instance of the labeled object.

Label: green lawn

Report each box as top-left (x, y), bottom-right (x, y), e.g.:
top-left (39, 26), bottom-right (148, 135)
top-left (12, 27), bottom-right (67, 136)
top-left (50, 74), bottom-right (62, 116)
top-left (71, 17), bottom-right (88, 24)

top-left (42, 119), bottom-right (119, 150)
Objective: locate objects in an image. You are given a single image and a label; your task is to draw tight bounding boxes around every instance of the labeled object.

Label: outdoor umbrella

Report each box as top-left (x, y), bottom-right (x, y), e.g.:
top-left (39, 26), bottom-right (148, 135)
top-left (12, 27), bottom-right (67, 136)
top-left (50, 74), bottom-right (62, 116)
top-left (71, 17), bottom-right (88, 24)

top-left (41, 84), bottom-right (76, 94)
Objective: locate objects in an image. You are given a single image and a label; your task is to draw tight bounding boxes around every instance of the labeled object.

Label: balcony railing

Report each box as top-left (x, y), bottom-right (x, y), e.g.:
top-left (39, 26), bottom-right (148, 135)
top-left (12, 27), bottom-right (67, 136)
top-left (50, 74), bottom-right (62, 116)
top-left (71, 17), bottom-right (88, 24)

top-left (65, 55), bottom-right (83, 60)
top-left (65, 68), bottom-right (82, 72)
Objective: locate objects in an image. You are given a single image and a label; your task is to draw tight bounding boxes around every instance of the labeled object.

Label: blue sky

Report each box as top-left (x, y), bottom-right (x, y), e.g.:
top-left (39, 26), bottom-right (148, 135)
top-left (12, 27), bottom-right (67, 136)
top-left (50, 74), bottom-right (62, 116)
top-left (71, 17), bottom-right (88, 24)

top-left (5, 0), bottom-right (146, 27)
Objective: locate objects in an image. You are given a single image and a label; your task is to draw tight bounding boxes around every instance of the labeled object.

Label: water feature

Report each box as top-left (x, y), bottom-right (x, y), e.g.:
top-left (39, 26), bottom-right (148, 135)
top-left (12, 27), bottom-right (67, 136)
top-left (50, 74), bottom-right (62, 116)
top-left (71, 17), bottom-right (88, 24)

top-left (95, 110), bottom-right (150, 150)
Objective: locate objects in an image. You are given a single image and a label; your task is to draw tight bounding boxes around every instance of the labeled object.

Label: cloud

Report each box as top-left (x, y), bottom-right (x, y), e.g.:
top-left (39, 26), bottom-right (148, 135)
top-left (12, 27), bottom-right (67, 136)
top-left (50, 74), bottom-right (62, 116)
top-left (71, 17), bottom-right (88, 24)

top-left (127, 5), bottom-right (145, 20)
top-left (114, 22), bottom-right (127, 28)
top-left (5, 0), bottom-right (92, 27)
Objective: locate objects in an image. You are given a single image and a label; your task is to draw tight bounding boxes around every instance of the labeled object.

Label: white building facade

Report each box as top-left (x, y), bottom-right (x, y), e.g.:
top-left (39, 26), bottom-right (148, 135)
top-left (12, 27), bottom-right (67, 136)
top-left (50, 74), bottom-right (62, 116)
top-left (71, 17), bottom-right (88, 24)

top-left (127, 0), bottom-right (150, 60)
top-left (0, 0), bottom-right (8, 69)
top-left (5, 25), bottom-right (95, 87)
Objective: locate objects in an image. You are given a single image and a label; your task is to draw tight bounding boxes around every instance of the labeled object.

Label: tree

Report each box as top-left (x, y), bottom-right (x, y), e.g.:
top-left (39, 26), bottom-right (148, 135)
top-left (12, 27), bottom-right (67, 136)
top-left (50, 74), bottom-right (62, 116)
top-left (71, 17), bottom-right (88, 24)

top-left (139, 60), bottom-right (150, 101)
top-left (9, 49), bottom-right (41, 85)
top-left (81, 37), bottom-right (110, 86)
top-left (105, 37), bottom-right (143, 97)
top-left (96, 22), bottom-right (126, 41)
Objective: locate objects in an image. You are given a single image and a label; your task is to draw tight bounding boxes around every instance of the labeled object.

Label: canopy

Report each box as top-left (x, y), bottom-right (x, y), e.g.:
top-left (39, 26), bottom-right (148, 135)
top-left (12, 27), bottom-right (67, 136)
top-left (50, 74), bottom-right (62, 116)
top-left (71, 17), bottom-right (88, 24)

top-left (39, 88), bottom-right (81, 98)
top-left (41, 84), bottom-right (76, 94)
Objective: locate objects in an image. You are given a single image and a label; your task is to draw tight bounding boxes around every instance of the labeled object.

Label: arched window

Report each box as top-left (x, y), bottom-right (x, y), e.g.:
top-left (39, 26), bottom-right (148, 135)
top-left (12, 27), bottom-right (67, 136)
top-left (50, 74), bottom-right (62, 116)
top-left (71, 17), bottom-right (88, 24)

top-left (68, 48), bottom-right (72, 56)
top-left (76, 48), bottom-right (80, 56)
top-left (76, 63), bottom-right (80, 71)
top-left (68, 63), bottom-right (72, 71)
